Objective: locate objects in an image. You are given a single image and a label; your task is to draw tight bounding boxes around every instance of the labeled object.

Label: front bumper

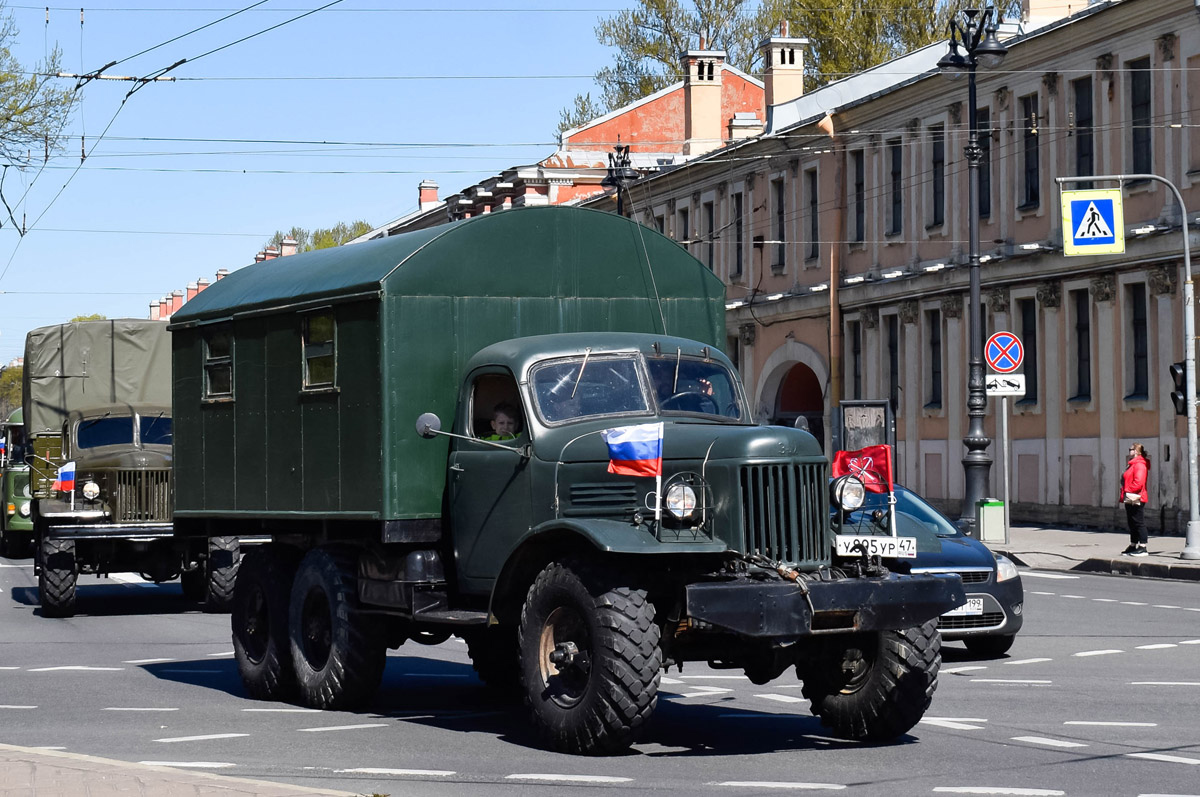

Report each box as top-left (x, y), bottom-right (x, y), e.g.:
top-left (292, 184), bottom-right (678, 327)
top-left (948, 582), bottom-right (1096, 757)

top-left (43, 523), bottom-right (174, 541)
top-left (685, 572), bottom-right (966, 638)
top-left (937, 578), bottom-right (1024, 640)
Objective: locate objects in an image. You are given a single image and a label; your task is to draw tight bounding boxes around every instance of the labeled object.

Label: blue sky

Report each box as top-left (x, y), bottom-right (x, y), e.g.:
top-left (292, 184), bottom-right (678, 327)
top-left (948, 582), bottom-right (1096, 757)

top-left (0, 1), bottom-right (627, 364)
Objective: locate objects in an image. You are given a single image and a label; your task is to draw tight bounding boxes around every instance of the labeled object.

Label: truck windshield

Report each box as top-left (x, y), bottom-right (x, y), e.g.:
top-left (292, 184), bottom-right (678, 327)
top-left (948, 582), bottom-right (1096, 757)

top-left (531, 357), bottom-right (649, 424)
top-left (140, 414), bottom-right (173, 446)
top-left (77, 417), bottom-right (134, 449)
top-left (646, 358), bottom-right (743, 420)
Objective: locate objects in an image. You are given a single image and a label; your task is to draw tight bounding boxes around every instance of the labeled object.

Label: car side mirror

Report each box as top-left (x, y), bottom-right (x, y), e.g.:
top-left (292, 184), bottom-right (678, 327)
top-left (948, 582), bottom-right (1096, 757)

top-left (416, 413), bottom-right (442, 438)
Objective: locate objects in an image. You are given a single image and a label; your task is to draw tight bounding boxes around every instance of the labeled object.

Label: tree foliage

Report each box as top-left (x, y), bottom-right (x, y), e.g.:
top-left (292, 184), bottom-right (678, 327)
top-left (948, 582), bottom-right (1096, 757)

top-left (561, 0), bottom-right (1022, 133)
top-left (265, 220), bottom-right (372, 253)
top-left (0, 6), bottom-right (76, 168)
top-left (69, 313), bottom-right (105, 321)
top-left (0, 365), bottom-right (21, 419)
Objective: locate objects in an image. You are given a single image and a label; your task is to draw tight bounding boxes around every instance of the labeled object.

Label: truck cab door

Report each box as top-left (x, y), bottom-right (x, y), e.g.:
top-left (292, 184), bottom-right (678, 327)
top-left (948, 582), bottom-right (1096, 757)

top-left (448, 369), bottom-right (532, 590)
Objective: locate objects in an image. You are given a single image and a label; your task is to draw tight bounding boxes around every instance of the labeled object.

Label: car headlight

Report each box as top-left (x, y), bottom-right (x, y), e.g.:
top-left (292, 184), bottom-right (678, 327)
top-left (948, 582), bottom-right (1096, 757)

top-left (664, 483), bottom-right (698, 520)
top-left (831, 475), bottom-right (866, 512)
top-left (82, 481), bottom-right (100, 501)
top-left (19, 502), bottom-right (31, 518)
top-left (995, 553), bottom-right (1020, 582)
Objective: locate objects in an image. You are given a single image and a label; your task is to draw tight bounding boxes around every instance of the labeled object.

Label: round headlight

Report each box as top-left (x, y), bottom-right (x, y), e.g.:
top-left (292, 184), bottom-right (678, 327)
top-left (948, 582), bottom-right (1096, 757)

top-left (664, 483), bottom-right (698, 519)
top-left (18, 502), bottom-right (31, 518)
top-left (82, 481), bottom-right (100, 501)
top-left (832, 475), bottom-right (866, 511)
top-left (22, 483), bottom-right (31, 498)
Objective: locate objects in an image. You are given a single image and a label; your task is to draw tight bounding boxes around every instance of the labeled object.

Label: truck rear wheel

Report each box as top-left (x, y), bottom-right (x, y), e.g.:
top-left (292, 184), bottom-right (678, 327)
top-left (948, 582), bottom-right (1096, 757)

top-left (289, 547), bottom-right (385, 710)
top-left (233, 545), bottom-right (300, 701)
top-left (517, 561), bottom-right (661, 755)
top-left (203, 536), bottom-right (240, 613)
top-left (38, 537), bottom-right (78, 618)
top-left (800, 620), bottom-right (941, 741)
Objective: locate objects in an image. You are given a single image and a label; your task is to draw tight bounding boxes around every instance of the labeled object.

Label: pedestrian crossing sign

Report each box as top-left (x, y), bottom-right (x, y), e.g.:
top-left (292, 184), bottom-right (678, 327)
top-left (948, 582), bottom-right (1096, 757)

top-left (1061, 188), bottom-right (1124, 256)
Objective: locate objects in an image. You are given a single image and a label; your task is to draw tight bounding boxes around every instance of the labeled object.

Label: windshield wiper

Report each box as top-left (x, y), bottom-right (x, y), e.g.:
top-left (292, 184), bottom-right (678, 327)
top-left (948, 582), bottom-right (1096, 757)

top-left (570, 347), bottom-right (592, 398)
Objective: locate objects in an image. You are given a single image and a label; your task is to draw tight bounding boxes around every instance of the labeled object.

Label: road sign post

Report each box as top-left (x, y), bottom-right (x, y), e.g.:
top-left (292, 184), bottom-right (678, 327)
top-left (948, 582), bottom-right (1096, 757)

top-left (1058, 175), bottom-right (1200, 560)
top-left (985, 332), bottom-right (1023, 545)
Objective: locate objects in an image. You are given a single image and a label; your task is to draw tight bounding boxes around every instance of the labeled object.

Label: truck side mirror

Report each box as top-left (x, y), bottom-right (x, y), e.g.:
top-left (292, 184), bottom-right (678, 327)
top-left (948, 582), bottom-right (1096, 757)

top-left (416, 413), bottom-right (442, 438)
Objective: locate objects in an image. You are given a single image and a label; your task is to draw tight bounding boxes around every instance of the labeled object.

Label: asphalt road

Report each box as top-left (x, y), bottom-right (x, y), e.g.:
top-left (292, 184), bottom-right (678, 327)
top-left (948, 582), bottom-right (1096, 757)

top-left (3, 557), bottom-right (1200, 797)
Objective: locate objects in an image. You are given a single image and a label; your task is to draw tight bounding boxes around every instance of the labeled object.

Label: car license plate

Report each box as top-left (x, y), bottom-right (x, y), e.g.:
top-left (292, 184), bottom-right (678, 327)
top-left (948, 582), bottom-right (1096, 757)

top-left (943, 598), bottom-right (985, 616)
top-left (834, 535), bottom-right (917, 559)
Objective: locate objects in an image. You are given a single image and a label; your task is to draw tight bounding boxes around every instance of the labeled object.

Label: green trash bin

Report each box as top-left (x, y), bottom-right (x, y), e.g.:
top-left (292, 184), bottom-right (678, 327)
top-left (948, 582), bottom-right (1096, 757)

top-left (978, 499), bottom-right (1006, 545)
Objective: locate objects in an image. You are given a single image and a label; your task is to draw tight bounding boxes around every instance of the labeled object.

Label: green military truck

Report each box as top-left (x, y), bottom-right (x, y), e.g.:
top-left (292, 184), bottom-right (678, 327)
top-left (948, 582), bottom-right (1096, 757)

top-left (24, 320), bottom-right (238, 616)
top-left (169, 206), bottom-right (963, 755)
top-left (1, 408), bottom-right (35, 558)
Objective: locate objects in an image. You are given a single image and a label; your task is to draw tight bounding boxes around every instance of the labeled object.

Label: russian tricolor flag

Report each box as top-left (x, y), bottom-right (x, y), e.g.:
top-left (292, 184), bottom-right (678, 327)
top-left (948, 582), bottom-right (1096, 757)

top-left (52, 461), bottom-right (76, 493)
top-left (601, 423), bottom-right (663, 477)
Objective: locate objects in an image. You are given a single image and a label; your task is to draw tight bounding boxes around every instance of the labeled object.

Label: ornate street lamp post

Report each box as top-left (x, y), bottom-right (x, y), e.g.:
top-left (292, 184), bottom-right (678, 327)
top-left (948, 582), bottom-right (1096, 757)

top-left (938, 8), bottom-right (1008, 535)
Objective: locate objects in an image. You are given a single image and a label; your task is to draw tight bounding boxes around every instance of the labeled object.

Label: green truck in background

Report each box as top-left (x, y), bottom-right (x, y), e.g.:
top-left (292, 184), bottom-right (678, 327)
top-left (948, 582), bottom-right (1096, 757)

top-left (23, 320), bottom-right (238, 616)
top-left (169, 206), bottom-right (964, 755)
top-left (1, 407), bottom-right (34, 558)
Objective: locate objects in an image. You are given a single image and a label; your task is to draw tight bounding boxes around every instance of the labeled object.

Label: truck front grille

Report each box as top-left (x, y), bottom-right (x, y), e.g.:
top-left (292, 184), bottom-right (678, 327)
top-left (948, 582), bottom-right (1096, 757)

top-left (738, 462), bottom-right (827, 566)
top-left (111, 469), bottom-right (172, 522)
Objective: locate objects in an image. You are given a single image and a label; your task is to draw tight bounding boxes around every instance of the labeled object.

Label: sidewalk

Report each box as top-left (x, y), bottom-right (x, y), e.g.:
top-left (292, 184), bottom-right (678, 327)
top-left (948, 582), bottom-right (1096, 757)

top-left (996, 524), bottom-right (1200, 581)
top-left (0, 743), bottom-right (360, 797)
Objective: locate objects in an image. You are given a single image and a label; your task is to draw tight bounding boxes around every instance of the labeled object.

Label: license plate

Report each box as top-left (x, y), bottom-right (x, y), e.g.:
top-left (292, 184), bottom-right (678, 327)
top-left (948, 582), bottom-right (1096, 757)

top-left (943, 598), bottom-right (985, 616)
top-left (834, 534), bottom-right (917, 559)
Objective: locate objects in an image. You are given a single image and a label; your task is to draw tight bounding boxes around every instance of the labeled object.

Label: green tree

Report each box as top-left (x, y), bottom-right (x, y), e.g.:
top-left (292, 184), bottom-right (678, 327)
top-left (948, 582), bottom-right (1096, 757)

top-left (70, 313), bottom-right (105, 322)
top-left (263, 220), bottom-right (371, 253)
top-left (0, 5), bottom-right (76, 168)
top-left (0, 365), bottom-right (21, 419)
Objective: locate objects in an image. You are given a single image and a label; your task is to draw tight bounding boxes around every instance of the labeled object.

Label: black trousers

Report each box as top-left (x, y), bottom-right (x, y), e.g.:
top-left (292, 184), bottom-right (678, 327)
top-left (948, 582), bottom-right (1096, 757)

top-left (1125, 502), bottom-right (1147, 546)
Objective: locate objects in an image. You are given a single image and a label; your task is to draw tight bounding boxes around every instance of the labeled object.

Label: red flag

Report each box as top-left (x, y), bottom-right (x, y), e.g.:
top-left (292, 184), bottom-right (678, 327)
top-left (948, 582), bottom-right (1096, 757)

top-left (831, 445), bottom-right (893, 494)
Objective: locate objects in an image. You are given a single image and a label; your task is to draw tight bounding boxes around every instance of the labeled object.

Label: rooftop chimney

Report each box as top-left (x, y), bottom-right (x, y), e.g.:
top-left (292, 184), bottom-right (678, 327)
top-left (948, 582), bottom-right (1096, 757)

top-left (419, 180), bottom-right (440, 211)
top-left (149, 302), bottom-right (160, 321)
top-left (760, 21), bottom-right (810, 108)
top-left (197, 277), bottom-right (210, 293)
top-left (280, 237), bottom-right (299, 257)
top-left (681, 41), bottom-right (727, 156)
top-left (159, 297), bottom-right (170, 318)
top-left (263, 247), bottom-right (280, 260)
top-left (186, 282), bottom-right (199, 302)
top-left (171, 290), bottom-right (185, 315)
top-left (216, 268), bottom-right (229, 280)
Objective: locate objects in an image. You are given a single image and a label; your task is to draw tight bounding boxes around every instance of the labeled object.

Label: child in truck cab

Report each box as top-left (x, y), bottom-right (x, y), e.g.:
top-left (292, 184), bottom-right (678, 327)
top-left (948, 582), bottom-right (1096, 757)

top-left (484, 402), bottom-right (520, 441)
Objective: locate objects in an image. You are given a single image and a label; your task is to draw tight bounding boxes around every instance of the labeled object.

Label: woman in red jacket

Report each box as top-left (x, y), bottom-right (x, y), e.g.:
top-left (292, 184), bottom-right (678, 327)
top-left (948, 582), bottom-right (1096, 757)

top-left (1120, 443), bottom-right (1150, 556)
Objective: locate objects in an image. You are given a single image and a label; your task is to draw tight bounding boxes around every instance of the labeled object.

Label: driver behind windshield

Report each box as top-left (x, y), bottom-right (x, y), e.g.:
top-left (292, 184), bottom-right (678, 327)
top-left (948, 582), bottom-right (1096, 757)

top-left (646, 359), bottom-right (740, 418)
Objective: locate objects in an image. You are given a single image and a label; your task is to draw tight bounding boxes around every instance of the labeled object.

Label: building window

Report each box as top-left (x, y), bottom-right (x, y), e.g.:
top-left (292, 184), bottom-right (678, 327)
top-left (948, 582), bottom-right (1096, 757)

top-left (926, 309), bottom-right (942, 409)
top-left (203, 325), bottom-right (233, 400)
top-left (1127, 282), bottom-right (1148, 400)
top-left (1073, 77), bottom-right (1094, 189)
top-left (887, 315), bottom-right (900, 413)
top-left (852, 150), bottom-right (865, 243)
top-left (678, 206), bottom-right (690, 251)
top-left (772, 177), bottom-right (786, 268)
top-left (850, 320), bottom-right (862, 400)
top-left (1071, 289), bottom-right (1091, 401)
top-left (805, 169), bottom-right (818, 260)
top-left (1018, 298), bottom-right (1038, 404)
top-left (978, 108), bottom-right (992, 218)
top-left (654, 213), bottom-right (665, 234)
top-left (888, 140), bottom-right (903, 235)
top-left (1129, 57), bottom-right (1152, 174)
top-left (1020, 93), bottom-right (1039, 208)
top-left (930, 125), bottom-right (945, 228)
top-left (733, 191), bottom-right (744, 277)
top-left (703, 200), bottom-right (715, 270)
top-left (302, 311), bottom-right (336, 389)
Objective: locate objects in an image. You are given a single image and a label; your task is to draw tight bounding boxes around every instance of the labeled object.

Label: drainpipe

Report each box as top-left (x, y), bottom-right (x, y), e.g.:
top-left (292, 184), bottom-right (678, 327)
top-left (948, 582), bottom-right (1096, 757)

top-left (823, 113), bottom-right (843, 451)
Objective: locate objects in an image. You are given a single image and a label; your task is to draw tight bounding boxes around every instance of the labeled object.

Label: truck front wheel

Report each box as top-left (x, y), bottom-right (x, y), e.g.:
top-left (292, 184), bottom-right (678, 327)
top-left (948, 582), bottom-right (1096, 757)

top-left (800, 620), bottom-right (941, 741)
top-left (289, 547), bottom-right (385, 710)
top-left (38, 537), bottom-right (78, 618)
top-left (517, 561), bottom-right (661, 755)
top-left (233, 545), bottom-right (300, 701)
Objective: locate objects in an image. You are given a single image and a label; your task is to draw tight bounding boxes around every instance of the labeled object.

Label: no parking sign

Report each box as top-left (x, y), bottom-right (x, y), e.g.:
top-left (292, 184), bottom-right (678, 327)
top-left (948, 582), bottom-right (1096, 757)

top-left (985, 331), bottom-right (1023, 374)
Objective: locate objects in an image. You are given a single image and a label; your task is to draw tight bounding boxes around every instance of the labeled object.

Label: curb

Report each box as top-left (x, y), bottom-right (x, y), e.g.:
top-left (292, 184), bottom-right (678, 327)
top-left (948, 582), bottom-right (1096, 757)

top-left (1075, 556), bottom-right (1200, 581)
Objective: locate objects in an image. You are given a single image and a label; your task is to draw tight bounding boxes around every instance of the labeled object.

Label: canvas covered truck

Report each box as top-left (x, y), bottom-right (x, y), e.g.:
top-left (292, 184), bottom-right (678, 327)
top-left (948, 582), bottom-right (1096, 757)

top-left (1, 407), bottom-right (34, 558)
top-left (169, 205), bottom-right (964, 755)
top-left (23, 319), bottom-right (238, 616)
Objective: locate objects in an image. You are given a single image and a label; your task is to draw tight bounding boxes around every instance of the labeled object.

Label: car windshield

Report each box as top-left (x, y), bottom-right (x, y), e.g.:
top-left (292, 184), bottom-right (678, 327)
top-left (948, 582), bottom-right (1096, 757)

top-left (531, 356), bottom-right (650, 424)
top-left (76, 416), bottom-right (134, 449)
top-left (645, 357), bottom-right (743, 420)
top-left (140, 414), bottom-right (173, 446)
top-left (833, 487), bottom-right (963, 544)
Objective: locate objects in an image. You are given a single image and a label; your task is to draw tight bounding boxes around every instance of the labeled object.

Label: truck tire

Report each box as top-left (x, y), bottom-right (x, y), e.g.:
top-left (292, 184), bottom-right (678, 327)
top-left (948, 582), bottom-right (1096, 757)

top-left (38, 537), bottom-right (78, 618)
top-left (288, 547), bottom-right (385, 710)
top-left (517, 561), bottom-right (661, 755)
top-left (232, 545), bottom-right (301, 701)
top-left (465, 627), bottom-right (521, 698)
top-left (204, 536), bottom-right (240, 613)
top-left (963, 633), bottom-right (1016, 658)
top-left (800, 620), bottom-right (941, 741)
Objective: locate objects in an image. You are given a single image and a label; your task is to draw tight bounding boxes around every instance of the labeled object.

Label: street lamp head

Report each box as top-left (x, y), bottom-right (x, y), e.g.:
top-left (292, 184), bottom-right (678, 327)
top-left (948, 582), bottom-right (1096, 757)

top-left (974, 21), bottom-right (1008, 70)
top-left (938, 38), bottom-right (969, 77)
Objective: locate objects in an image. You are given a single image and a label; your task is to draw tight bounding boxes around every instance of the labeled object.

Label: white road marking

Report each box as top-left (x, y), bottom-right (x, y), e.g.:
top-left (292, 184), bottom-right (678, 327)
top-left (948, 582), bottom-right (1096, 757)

top-left (932, 789), bottom-right (1065, 796)
top-left (660, 676), bottom-right (684, 685)
top-left (755, 694), bottom-right (808, 704)
top-left (109, 574), bottom-right (157, 588)
top-left (1182, 640), bottom-right (1200, 645)
top-left (154, 733), bottom-right (249, 743)
top-left (715, 782), bottom-right (845, 790)
top-left (679, 674), bottom-right (748, 680)
top-left (27, 665), bottom-right (124, 672)
top-left (971, 679), bottom-right (1052, 685)
top-left (336, 768), bottom-right (455, 777)
top-left (1131, 682), bottom-right (1200, 686)
top-left (1011, 736), bottom-right (1088, 749)
top-left (0, 666), bottom-right (20, 670)
top-left (0, 564), bottom-right (34, 568)
top-left (672, 686), bottom-right (734, 698)
top-left (943, 666), bottom-right (988, 674)
top-left (297, 723), bottom-right (389, 733)
top-left (1074, 649), bottom-right (1123, 657)
top-left (1022, 572), bottom-right (1079, 579)
top-left (241, 707), bottom-right (321, 713)
top-left (31, 747), bottom-right (66, 750)
top-left (124, 658), bottom-right (174, 664)
top-left (1030, 591), bottom-right (1056, 596)
top-left (1184, 608), bottom-right (1200, 612)
top-left (1005, 658), bottom-right (1052, 665)
top-left (205, 651), bottom-right (235, 657)
top-left (1061, 595), bottom-right (1086, 599)
top-left (103, 707), bottom-right (179, 712)
top-left (1065, 721), bottom-right (1156, 727)
top-left (506, 774), bottom-right (633, 784)
top-left (1093, 598), bottom-right (1119, 603)
top-left (1136, 644), bottom-right (1178, 650)
top-left (1122, 602), bottom-right (1149, 606)
top-left (0, 705), bottom-right (36, 709)
top-left (138, 761), bottom-right (235, 769)
top-left (1153, 605), bottom-right (1181, 610)
top-left (1127, 752), bottom-right (1200, 765)
top-left (920, 718), bottom-right (987, 730)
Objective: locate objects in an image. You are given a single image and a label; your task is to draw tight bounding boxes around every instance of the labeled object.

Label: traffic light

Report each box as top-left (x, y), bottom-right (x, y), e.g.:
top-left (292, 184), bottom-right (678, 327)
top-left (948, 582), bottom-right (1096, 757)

top-left (1170, 361), bottom-right (1189, 416)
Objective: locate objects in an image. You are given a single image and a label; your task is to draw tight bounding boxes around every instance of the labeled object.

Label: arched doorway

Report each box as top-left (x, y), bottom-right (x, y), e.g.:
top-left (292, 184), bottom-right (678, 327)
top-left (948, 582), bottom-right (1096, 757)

top-left (773, 362), bottom-right (824, 448)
